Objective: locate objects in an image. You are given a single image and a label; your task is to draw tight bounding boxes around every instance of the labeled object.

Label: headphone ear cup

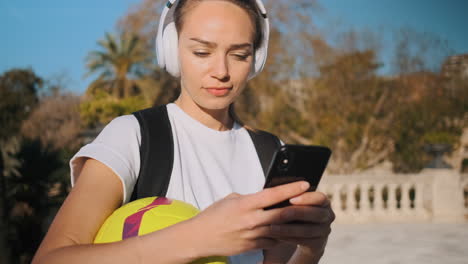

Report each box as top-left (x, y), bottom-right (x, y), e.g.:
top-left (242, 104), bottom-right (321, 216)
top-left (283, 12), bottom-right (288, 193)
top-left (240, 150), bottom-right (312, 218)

top-left (162, 22), bottom-right (180, 77)
top-left (248, 47), bottom-right (266, 80)
top-left (155, 26), bottom-right (165, 69)
top-left (247, 48), bottom-right (265, 80)
top-left (248, 14), bottom-right (269, 80)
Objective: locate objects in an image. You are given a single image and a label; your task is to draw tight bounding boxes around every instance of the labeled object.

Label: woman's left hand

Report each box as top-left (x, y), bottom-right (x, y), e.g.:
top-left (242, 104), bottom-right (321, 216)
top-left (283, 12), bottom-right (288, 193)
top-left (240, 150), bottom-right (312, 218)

top-left (264, 191), bottom-right (335, 263)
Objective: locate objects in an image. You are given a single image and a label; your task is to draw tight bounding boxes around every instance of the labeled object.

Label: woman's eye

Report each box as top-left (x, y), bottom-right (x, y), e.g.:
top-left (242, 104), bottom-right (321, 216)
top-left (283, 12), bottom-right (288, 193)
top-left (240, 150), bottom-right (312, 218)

top-left (233, 54), bottom-right (250, 61)
top-left (193, 52), bottom-right (210, 57)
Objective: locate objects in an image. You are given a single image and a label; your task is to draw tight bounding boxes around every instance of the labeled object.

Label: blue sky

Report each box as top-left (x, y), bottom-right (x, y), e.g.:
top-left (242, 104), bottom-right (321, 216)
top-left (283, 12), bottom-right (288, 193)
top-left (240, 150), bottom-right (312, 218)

top-left (319, 0), bottom-right (467, 53)
top-left (1, 0), bottom-right (467, 94)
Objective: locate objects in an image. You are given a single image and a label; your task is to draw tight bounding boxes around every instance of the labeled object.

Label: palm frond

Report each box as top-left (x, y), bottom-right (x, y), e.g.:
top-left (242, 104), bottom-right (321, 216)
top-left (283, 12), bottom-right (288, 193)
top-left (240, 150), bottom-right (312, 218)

top-left (85, 31), bottom-right (154, 98)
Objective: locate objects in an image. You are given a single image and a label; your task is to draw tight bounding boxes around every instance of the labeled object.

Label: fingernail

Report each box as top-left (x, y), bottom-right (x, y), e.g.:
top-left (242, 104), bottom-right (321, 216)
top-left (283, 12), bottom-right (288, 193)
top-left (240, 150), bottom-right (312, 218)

top-left (301, 182), bottom-right (310, 190)
top-left (290, 196), bottom-right (301, 203)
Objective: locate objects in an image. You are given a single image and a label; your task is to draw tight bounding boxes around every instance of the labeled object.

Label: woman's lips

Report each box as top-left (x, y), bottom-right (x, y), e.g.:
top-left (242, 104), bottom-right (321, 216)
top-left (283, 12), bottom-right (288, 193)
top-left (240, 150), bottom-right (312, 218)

top-left (205, 87), bottom-right (232, 96)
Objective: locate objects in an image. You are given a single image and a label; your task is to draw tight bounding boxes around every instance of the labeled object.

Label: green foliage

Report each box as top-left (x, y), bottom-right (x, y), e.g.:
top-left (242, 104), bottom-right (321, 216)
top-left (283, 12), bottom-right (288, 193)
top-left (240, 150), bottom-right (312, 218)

top-left (82, 31), bottom-right (168, 129)
top-left (80, 91), bottom-right (150, 128)
top-left (5, 139), bottom-right (67, 264)
top-left (0, 68), bottom-right (41, 140)
top-left (422, 132), bottom-right (458, 145)
top-left (0, 69), bottom-right (85, 263)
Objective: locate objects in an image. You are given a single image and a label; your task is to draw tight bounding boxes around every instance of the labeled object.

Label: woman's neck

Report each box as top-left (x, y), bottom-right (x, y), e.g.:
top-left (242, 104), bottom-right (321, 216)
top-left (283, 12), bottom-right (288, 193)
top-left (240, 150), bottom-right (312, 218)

top-left (174, 96), bottom-right (234, 131)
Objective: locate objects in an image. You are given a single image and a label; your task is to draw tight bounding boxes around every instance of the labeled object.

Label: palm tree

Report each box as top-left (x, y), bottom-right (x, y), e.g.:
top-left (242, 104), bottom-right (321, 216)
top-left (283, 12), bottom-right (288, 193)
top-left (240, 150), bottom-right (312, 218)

top-left (85, 32), bottom-right (155, 98)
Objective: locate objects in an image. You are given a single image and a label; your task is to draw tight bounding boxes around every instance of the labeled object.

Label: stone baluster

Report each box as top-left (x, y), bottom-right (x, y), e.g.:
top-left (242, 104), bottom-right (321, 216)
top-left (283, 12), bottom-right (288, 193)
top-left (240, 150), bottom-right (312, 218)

top-left (374, 183), bottom-right (384, 213)
top-left (331, 184), bottom-right (342, 213)
top-left (387, 183), bottom-right (397, 212)
top-left (414, 183), bottom-right (424, 212)
top-left (347, 183), bottom-right (357, 213)
top-left (400, 183), bottom-right (411, 212)
top-left (360, 183), bottom-right (371, 213)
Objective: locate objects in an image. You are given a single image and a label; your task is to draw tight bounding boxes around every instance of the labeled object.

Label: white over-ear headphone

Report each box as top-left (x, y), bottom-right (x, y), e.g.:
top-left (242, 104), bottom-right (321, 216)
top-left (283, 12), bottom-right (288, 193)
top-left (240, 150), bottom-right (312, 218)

top-left (155, 0), bottom-right (270, 80)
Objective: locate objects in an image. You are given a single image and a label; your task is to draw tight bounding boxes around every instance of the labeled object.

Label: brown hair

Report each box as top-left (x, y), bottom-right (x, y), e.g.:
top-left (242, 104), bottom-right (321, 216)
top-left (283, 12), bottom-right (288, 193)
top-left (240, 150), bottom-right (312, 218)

top-left (174, 0), bottom-right (264, 130)
top-left (173, 0), bottom-right (265, 51)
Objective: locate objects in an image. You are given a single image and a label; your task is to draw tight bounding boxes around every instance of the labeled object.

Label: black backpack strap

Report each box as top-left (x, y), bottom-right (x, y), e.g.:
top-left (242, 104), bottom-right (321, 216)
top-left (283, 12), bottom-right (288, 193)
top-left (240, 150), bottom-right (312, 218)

top-left (130, 105), bottom-right (174, 201)
top-left (247, 129), bottom-right (281, 177)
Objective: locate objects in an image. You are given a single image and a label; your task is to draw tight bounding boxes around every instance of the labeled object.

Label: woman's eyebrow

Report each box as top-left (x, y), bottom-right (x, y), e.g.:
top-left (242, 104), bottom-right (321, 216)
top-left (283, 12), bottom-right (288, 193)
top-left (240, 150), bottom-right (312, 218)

top-left (189, 37), bottom-right (252, 50)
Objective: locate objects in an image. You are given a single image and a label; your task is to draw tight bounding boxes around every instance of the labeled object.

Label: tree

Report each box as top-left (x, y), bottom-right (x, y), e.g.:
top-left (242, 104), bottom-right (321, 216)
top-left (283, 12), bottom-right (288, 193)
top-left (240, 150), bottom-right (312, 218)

top-left (80, 90), bottom-right (149, 128)
top-left (293, 50), bottom-right (399, 173)
top-left (85, 32), bottom-right (155, 99)
top-left (0, 69), bottom-right (41, 139)
top-left (6, 139), bottom-right (64, 264)
top-left (0, 69), bottom-right (86, 263)
top-left (386, 28), bottom-right (463, 171)
top-left (0, 68), bottom-right (41, 264)
top-left (21, 93), bottom-right (82, 151)
top-left (390, 72), bottom-right (468, 172)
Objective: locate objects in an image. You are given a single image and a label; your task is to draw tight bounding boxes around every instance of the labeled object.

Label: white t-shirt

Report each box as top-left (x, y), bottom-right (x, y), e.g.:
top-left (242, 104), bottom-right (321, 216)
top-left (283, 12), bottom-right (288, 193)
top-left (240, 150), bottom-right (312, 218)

top-left (70, 103), bottom-right (268, 263)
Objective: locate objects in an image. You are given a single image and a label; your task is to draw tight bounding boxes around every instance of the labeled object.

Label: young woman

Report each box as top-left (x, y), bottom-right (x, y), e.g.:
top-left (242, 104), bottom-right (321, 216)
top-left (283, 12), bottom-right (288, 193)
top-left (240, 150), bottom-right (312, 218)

top-left (32, 0), bottom-right (335, 263)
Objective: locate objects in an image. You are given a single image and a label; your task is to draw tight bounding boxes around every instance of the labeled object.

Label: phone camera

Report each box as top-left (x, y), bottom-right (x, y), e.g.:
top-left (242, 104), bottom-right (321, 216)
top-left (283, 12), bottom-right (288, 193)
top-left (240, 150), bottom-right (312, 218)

top-left (277, 151), bottom-right (290, 172)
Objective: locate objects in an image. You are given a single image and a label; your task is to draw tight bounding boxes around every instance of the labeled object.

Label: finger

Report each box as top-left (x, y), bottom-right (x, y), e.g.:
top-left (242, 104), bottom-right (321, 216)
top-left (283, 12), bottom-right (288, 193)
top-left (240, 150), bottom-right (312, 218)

top-left (267, 223), bottom-right (332, 239)
top-left (247, 220), bottom-right (331, 240)
top-left (250, 238), bottom-right (280, 250)
top-left (236, 207), bottom-right (290, 233)
top-left (246, 224), bottom-right (278, 238)
top-left (252, 204), bottom-right (334, 229)
top-left (281, 206), bottom-right (334, 224)
top-left (277, 237), bottom-right (327, 254)
top-left (289, 192), bottom-right (330, 207)
top-left (247, 181), bottom-right (310, 209)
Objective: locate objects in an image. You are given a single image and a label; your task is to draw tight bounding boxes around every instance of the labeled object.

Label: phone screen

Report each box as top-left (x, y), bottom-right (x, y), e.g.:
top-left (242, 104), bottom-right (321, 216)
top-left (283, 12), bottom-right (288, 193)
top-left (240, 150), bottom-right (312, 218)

top-left (263, 144), bottom-right (331, 209)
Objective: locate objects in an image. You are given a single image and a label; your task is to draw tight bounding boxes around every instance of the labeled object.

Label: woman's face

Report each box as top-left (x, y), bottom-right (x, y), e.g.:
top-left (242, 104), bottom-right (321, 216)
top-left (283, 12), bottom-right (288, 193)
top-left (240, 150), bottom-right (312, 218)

top-left (178, 0), bottom-right (255, 110)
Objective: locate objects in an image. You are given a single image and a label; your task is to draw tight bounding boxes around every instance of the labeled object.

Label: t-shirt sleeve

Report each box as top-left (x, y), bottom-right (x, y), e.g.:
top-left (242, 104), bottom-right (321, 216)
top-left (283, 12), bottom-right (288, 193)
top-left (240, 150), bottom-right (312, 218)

top-left (69, 115), bottom-right (141, 205)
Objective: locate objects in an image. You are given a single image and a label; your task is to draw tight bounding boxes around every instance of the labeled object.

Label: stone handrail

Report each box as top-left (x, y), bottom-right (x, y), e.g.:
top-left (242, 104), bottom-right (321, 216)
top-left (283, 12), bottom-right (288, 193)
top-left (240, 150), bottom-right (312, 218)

top-left (317, 168), bottom-right (466, 223)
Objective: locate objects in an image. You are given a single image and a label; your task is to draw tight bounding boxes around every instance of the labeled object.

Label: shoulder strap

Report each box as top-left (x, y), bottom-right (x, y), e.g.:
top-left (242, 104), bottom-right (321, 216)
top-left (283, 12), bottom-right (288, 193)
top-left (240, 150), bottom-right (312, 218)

top-left (130, 106), bottom-right (280, 202)
top-left (247, 129), bottom-right (281, 177)
top-left (129, 105), bottom-right (174, 201)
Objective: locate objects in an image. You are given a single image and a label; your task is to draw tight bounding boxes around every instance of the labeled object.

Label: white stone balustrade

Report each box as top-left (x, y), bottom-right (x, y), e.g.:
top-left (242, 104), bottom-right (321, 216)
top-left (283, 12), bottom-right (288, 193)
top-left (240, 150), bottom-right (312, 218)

top-left (317, 168), bottom-right (466, 223)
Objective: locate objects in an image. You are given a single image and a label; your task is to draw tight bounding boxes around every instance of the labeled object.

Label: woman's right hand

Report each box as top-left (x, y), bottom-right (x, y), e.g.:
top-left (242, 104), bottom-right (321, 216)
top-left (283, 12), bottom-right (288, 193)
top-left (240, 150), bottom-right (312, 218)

top-left (187, 181), bottom-right (311, 257)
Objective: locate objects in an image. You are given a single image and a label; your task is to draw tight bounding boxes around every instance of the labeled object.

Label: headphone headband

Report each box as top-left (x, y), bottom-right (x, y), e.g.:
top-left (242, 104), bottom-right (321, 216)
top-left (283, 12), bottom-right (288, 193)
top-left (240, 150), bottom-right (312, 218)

top-left (155, 0), bottom-right (270, 80)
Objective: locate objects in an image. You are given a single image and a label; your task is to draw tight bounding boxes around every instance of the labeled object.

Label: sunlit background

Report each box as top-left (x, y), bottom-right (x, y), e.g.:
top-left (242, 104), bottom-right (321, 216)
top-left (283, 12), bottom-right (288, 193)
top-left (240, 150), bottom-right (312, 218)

top-left (1, 0), bottom-right (467, 263)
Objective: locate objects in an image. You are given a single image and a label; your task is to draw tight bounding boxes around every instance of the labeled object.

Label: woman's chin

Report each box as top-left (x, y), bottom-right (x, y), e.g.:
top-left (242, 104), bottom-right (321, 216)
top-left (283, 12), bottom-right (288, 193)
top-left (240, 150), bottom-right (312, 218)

top-left (196, 97), bottom-right (233, 111)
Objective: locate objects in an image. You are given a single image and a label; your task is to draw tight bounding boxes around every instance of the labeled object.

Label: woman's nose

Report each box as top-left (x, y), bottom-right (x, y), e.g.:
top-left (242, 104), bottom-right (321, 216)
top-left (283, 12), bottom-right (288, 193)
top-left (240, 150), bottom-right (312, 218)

top-left (210, 54), bottom-right (230, 81)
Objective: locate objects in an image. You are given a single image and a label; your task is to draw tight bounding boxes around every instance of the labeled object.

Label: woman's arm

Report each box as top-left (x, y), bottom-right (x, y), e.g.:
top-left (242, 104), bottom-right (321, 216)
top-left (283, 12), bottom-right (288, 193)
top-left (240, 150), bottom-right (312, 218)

top-left (33, 158), bottom-right (317, 264)
top-left (32, 159), bottom-right (201, 264)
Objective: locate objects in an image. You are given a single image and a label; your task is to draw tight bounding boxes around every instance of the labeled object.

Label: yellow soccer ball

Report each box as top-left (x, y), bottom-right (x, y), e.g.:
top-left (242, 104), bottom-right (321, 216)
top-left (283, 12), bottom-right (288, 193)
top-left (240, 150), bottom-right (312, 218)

top-left (94, 196), bottom-right (227, 264)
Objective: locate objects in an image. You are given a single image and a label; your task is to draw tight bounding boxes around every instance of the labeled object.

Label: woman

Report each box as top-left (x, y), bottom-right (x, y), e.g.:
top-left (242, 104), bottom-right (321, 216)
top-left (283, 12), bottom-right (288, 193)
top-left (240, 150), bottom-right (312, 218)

top-left (32, 0), bottom-right (335, 263)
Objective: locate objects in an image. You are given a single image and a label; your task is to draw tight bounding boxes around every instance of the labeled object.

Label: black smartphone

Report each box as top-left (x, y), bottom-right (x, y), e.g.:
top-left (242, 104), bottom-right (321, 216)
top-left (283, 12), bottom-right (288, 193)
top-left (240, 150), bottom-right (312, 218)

top-left (263, 144), bottom-right (332, 210)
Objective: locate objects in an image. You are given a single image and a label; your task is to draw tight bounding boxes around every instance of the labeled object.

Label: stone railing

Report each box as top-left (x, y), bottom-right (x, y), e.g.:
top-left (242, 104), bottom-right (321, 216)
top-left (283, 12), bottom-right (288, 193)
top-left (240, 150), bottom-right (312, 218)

top-left (318, 168), bottom-right (466, 223)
